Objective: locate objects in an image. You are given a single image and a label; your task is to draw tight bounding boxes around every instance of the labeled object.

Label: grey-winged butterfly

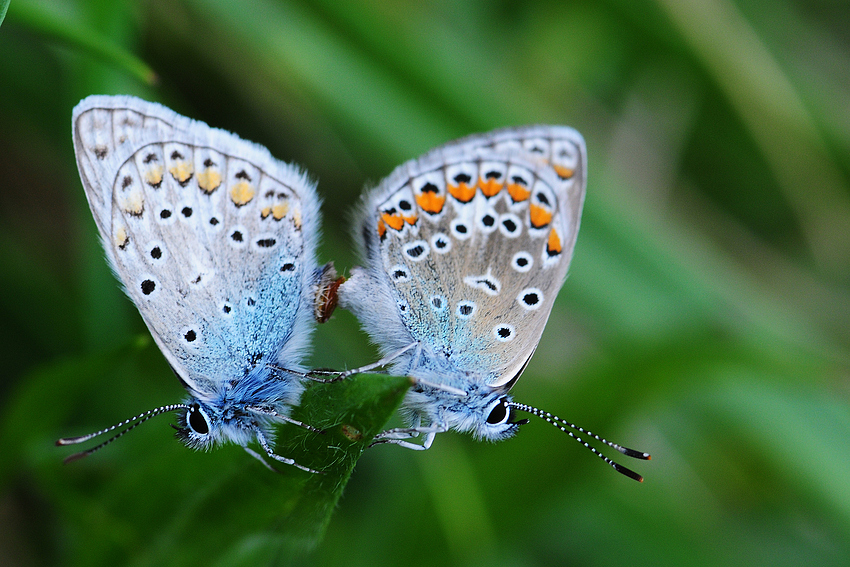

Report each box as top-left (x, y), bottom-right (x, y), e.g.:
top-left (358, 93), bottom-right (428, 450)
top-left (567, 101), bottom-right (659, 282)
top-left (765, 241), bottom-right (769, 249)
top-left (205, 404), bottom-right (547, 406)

top-left (323, 125), bottom-right (650, 480)
top-left (59, 95), bottom-right (335, 473)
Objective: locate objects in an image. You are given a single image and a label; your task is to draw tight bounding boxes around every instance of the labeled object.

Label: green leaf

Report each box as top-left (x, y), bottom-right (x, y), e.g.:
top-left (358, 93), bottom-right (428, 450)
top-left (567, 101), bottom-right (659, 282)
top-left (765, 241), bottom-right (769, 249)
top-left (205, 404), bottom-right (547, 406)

top-left (8, 1), bottom-right (157, 85)
top-left (2, 343), bottom-right (409, 565)
top-left (0, 0), bottom-right (9, 28)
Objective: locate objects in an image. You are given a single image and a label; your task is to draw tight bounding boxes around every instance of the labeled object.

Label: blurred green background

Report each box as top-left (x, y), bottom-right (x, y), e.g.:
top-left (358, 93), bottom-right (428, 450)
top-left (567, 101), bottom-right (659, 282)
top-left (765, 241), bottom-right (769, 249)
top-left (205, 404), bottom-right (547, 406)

top-left (2, 0), bottom-right (850, 565)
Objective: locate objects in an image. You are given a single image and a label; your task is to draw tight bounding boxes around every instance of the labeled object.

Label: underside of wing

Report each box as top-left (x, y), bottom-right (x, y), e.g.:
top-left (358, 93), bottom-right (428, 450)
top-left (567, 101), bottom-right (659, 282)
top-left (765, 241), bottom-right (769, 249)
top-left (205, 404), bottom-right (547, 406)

top-left (73, 96), bottom-right (322, 396)
top-left (347, 126), bottom-right (586, 388)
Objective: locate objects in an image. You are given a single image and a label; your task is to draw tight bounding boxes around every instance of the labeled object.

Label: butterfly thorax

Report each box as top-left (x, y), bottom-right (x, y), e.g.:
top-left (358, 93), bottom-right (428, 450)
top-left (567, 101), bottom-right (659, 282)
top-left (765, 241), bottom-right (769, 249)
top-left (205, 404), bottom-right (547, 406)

top-left (175, 364), bottom-right (304, 451)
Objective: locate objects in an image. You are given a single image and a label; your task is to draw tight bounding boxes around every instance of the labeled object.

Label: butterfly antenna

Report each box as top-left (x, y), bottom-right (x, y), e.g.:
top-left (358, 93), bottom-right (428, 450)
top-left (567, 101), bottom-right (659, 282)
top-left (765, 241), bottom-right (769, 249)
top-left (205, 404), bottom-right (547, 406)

top-left (508, 402), bottom-right (650, 482)
top-left (56, 404), bottom-right (190, 463)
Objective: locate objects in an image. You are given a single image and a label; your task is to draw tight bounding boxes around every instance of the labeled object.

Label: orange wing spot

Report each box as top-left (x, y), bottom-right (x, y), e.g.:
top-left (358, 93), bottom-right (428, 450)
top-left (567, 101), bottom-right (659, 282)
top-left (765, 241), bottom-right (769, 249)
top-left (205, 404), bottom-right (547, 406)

top-left (114, 226), bottom-right (129, 249)
top-left (448, 183), bottom-right (476, 203)
top-left (547, 228), bottom-right (562, 255)
top-left (507, 183), bottom-right (531, 202)
top-left (230, 181), bottom-right (255, 206)
top-left (144, 165), bottom-right (164, 187)
top-left (169, 161), bottom-right (193, 185)
top-left (403, 214), bottom-right (418, 225)
top-left (197, 168), bottom-right (222, 193)
top-left (478, 177), bottom-right (503, 198)
top-left (377, 218), bottom-right (387, 239)
top-left (381, 211), bottom-right (405, 231)
top-left (120, 188), bottom-right (144, 216)
top-left (529, 203), bottom-right (553, 228)
top-left (415, 192), bottom-right (446, 214)
top-left (272, 202), bottom-right (289, 220)
top-left (261, 207), bottom-right (272, 219)
top-left (552, 164), bottom-right (574, 180)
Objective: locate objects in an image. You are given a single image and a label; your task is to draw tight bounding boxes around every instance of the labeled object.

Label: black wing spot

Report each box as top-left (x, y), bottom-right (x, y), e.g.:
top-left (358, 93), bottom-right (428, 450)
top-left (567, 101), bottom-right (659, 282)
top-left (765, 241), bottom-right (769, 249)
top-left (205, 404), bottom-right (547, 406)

top-left (522, 292), bottom-right (539, 306)
top-left (406, 245), bottom-right (425, 258)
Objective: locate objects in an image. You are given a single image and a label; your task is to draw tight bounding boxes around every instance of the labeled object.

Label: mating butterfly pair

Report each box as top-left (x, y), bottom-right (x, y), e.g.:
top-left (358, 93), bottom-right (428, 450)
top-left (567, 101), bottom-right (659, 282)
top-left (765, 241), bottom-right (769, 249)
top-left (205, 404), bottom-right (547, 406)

top-left (59, 96), bottom-right (649, 481)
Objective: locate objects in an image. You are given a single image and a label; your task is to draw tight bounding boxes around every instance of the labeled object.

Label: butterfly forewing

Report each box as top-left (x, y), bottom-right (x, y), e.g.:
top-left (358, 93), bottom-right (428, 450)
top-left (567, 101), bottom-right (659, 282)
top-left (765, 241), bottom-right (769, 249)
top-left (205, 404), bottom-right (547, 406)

top-left (73, 97), bottom-right (320, 396)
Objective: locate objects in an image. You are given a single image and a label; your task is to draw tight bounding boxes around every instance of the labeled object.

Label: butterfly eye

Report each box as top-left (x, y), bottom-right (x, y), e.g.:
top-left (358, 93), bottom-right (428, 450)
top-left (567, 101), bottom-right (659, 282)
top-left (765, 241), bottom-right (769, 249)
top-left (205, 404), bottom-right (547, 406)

top-left (187, 404), bottom-right (210, 435)
top-left (486, 400), bottom-right (509, 425)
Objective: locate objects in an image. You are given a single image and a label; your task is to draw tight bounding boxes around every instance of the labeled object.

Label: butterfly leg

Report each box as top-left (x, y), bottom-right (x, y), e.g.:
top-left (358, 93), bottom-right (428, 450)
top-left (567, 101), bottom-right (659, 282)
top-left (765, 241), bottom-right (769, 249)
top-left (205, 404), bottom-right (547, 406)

top-left (246, 405), bottom-right (324, 433)
top-left (243, 446), bottom-right (279, 472)
top-left (370, 423), bottom-right (444, 450)
top-left (253, 428), bottom-right (323, 474)
top-left (306, 342), bottom-right (419, 382)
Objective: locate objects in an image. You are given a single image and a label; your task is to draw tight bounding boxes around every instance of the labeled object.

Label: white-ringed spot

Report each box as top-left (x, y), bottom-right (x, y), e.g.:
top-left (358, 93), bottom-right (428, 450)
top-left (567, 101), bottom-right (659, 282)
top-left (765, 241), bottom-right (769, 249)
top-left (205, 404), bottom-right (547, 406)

top-left (517, 287), bottom-right (543, 310)
top-left (456, 300), bottom-right (477, 320)
top-left (156, 203), bottom-right (176, 225)
top-left (253, 234), bottom-right (278, 251)
top-left (499, 213), bottom-right (523, 238)
top-left (476, 209), bottom-right (499, 234)
top-left (220, 301), bottom-right (234, 316)
top-left (450, 219), bottom-right (472, 240)
top-left (139, 276), bottom-right (159, 298)
top-left (429, 295), bottom-right (446, 312)
top-left (430, 233), bottom-right (452, 254)
top-left (402, 240), bottom-right (430, 261)
top-left (146, 241), bottom-right (166, 264)
top-left (463, 271), bottom-right (501, 296)
top-left (280, 259), bottom-right (298, 274)
top-left (390, 264), bottom-right (410, 283)
top-left (493, 324), bottom-right (516, 342)
top-left (228, 225), bottom-right (248, 248)
top-left (511, 251), bottom-right (533, 273)
top-left (180, 326), bottom-right (200, 346)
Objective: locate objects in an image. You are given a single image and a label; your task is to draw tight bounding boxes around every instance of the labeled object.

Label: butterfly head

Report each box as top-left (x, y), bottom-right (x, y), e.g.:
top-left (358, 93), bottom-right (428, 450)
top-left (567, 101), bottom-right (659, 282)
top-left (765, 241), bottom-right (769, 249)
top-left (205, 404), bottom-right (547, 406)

top-left (174, 401), bottom-right (217, 449)
top-left (174, 398), bottom-right (269, 451)
top-left (408, 384), bottom-right (529, 442)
